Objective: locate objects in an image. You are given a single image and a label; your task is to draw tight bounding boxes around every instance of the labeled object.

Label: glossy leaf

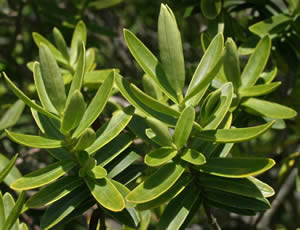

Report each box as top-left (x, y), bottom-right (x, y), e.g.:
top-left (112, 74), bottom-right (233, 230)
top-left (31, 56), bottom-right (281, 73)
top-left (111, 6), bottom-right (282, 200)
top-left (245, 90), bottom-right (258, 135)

top-left (239, 82), bottom-right (281, 97)
top-left (158, 4), bottom-right (185, 98)
top-left (39, 43), bottom-right (66, 114)
top-left (26, 176), bottom-right (83, 208)
top-left (88, 0), bottom-right (123, 10)
top-left (173, 106), bottom-right (195, 150)
top-left (201, 0), bottom-right (222, 20)
top-left (0, 154), bottom-right (18, 183)
top-left (70, 21), bottom-right (87, 65)
top-left (0, 100), bottom-right (25, 131)
top-left (184, 33), bottom-right (224, 105)
top-left (83, 69), bottom-right (115, 86)
top-left (224, 38), bottom-right (240, 88)
top-left (61, 90), bottom-right (86, 134)
top-left (180, 149), bottom-right (206, 166)
top-left (73, 128), bottom-right (96, 152)
top-left (126, 161), bottom-right (185, 203)
top-left (33, 62), bottom-right (58, 114)
top-left (248, 177), bottom-right (275, 198)
top-left (11, 160), bottom-right (76, 190)
top-left (142, 74), bottom-right (163, 100)
top-left (86, 106), bottom-right (134, 154)
top-left (146, 117), bottom-right (173, 147)
top-left (87, 165), bottom-right (107, 179)
top-left (3, 73), bottom-right (60, 121)
top-left (53, 27), bottom-right (69, 61)
top-left (5, 130), bottom-right (65, 149)
top-left (123, 29), bottom-right (178, 103)
top-left (195, 157), bottom-right (275, 178)
top-left (72, 71), bottom-right (114, 138)
top-left (0, 154), bottom-right (22, 186)
top-left (0, 193), bottom-right (5, 228)
top-left (85, 177), bottom-right (125, 211)
top-left (145, 147), bottom-right (177, 167)
top-left (194, 121), bottom-right (274, 143)
top-left (157, 183), bottom-right (200, 230)
top-left (259, 67), bottom-right (277, 84)
top-left (136, 173), bottom-right (192, 211)
top-left (242, 98), bottom-right (297, 119)
top-left (41, 186), bottom-right (90, 230)
top-left (240, 36), bottom-right (271, 88)
top-left (3, 193), bottom-right (20, 230)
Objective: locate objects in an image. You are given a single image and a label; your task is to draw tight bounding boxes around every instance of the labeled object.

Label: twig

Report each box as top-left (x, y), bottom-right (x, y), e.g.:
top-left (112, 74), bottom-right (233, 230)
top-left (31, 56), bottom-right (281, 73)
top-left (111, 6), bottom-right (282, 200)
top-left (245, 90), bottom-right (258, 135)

top-left (203, 201), bottom-right (221, 230)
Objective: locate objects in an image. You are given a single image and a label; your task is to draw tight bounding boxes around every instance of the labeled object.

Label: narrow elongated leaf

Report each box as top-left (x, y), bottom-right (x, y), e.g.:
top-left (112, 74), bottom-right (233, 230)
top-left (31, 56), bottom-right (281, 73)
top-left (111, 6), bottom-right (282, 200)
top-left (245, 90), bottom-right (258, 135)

top-left (173, 106), bottom-right (195, 150)
top-left (3, 193), bottom-right (19, 230)
top-left (67, 42), bottom-right (86, 103)
top-left (73, 128), bottom-right (96, 152)
top-left (126, 161), bottom-right (185, 203)
top-left (41, 186), bottom-right (90, 230)
top-left (85, 177), bottom-right (125, 211)
top-left (33, 63), bottom-right (57, 114)
top-left (136, 173), bottom-right (192, 211)
top-left (72, 72), bottom-right (114, 138)
top-left (239, 82), bottom-right (281, 97)
top-left (3, 191), bottom-right (26, 230)
top-left (3, 73), bottom-right (60, 121)
top-left (88, 0), bottom-right (123, 9)
top-left (0, 154), bottom-right (18, 183)
top-left (194, 121), bottom-right (274, 143)
top-left (0, 154), bottom-right (21, 186)
top-left (195, 157), bottom-right (275, 178)
top-left (259, 67), bottom-right (277, 84)
top-left (86, 106), bottom-right (134, 154)
top-left (184, 33), bottom-right (224, 105)
top-left (145, 147), bottom-right (177, 167)
top-left (180, 149), bottom-right (206, 166)
top-left (158, 4), bottom-right (185, 98)
top-left (224, 38), bottom-right (240, 88)
top-left (242, 98), bottom-right (297, 119)
top-left (201, 0), bottom-right (222, 20)
top-left (110, 180), bottom-right (134, 208)
top-left (61, 90), bottom-right (86, 134)
top-left (70, 21), bottom-right (87, 65)
top-left (146, 117), bottom-right (173, 147)
top-left (39, 43), bottom-right (66, 114)
top-left (5, 130), bottom-right (64, 149)
top-left (240, 36), bottom-right (271, 88)
top-left (248, 177), bottom-right (274, 197)
top-left (0, 100), bottom-right (25, 131)
top-left (26, 176), bottom-right (83, 208)
top-left (87, 165), bottom-right (107, 179)
top-left (158, 183), bottom-right (200, 230)
top-left (83, 69), bottom-right (115, 86)
top-left (11, 160), bottom-right (76, 190)
top-left (123, 29), bottom-right (178, 103)
top-left (142, 74), bottom-right (163, 100)
top-left (53, 27), bottom-right (69, 61)
top-left (0, 193), bottom-right (5, 229)
top-left (203, 188), bottom-right (270, 211)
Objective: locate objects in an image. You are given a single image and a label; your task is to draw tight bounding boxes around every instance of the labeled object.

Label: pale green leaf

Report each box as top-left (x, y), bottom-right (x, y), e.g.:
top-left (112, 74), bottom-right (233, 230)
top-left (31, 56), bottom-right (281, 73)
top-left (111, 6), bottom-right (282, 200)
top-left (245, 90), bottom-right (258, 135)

top-left (88, 0), bottom-right (123, 9)
top-left (0, 100), bottom-right (25, 131)
top-left (180, 149), bottom-right (206, 166)
top-left (142, 74), bottom-right (163, 100)
top-left (146, 117), bottom-right (173, 147)
top-left (73, 128), bottom-right (96, 151)
top-left (0, 193), bottom-right (5, 228)
top-left (239, 82), bottom-right (281, 97)
top-left (224, 38), bottom-right (240, 88)
top-left (0, 154), bottom-right (22, 187)
top-left (3, 193), bottom-right (19, 230)
top-left (145, 147), bottom-right (177, 167)
top-left (53, 27), bottom-right (69, 61)
top-left (70, 21), bottom-right (87, 65)
top-left (0, 154), bottom-right (18, 183)
top-left (248, 177), bottom-right (275, 198)
top-left (87, 165), bottom-right (107, 179)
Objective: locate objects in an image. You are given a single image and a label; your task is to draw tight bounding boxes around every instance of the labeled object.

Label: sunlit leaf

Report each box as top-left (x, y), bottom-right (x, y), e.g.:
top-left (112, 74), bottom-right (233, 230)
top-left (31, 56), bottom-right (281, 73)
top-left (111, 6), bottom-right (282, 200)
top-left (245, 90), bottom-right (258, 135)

top-left (239, 82), bottom-right (281, 97)
top-left (53, 27), bottom-right (69, 62)
top-left (180, 149), bottom-right (206, 166)
top-left (0, 100), bottom-right (25, 131)
top-left (70, 21), bottom-right (87, 65)
top-left (145, 147), bottom-right (177, 167)
top-left (0, 154), bottom-right (18, 183)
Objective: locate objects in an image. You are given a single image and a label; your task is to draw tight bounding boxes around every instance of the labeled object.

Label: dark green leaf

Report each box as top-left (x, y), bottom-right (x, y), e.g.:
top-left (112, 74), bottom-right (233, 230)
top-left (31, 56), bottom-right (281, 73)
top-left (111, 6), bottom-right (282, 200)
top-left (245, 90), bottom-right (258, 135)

top-left (224, 38), bottom-right (240, 88)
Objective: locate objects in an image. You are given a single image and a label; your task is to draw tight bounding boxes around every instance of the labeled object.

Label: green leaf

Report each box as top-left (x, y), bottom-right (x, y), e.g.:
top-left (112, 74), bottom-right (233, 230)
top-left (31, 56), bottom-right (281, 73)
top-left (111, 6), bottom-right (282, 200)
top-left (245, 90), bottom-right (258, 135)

top-left (145, 147), bottom-right (177, 167)
top-left (239, 82), bottom-right (281, 97)
top-left (146, 117), bottom-right (173, 147)
top-left (61, 90), bottom-right (86, 135)
top-left (26, 176), bottom-right (83, 208)
top-left (0, 155), bottom-right (22, 187)
top-left (193, 121), bottom-right (274, 143)
top-left (41, 186), bottom-right (90, 230)
top-left (53, 27), bottom-right (69, 62)
top-left (240, 36), bottom-right (271, 88)
top-left (3, 191), bottom-right (26, 230)
top-left (142, 74), bottom-right (163, 100)
top-left (123, 29), bottom-right (178, 103)
top-left (0, 100), bottom-right (25, 131)
top-left (87, 165), bottom-right (107, 179)
top-left (73, 128), bottom-right (96, 152)
top-left (3, 73), bottom-right (60, 121)
top-left (184, 33), bottom-right (224, 105)
top-left (157, 183), bottom-right (200, 230)
top-left (70, 21), bottom-right (87, 65)
top-left (85, 48), bottom-right (96, 71)
top-left (136, 173), bottom-right (192, 211)
top-left (195, 157), bottom-right (275, 178)
top-left (111, 180), bottom-right (134, 208)
top-left (72, 71), bottom-right (114, 138)
top-left (5, 130), bottom-right (65, 149)
top-left (0, 154), bottom-right (18, 183)
top-left (0, 193), bottom-right (5, 228)
top-left (39, 43), bottom-right (66, 114)
top-left (248, 177), bottom-right (274, 198)
top-left (11, 160), bottom-right (76, 190)
top-left (203, 188), bottom-right (271, 211)
top-left (67, 42), bottom-right (86, 103)
top-left (33, 62), bottom-right (58, 114)
top-left (224, 38), bottom-right (240, 89)
top-left (173, 106), bottom-right (195, 150)
top-left (88, 0), bottom-right (123, 10)
top-left (249, 14), bottom-right (292, 38)
top-left (85, 177), bottom-right (125, 211)
top-left (126, 161), bottom-right (185, 203)
top-left (242, 98), bottom-right (297, 119)
top-left (180, 149), bottom-right (206, 166)
top-left (158, 4), bottom-right (185, 98)
top-left (86, 106), bottom-right (134, 154)
top-left (83, 69), bottom-right (115, 87)
top-left (201, 0), bottom-right (222, 20)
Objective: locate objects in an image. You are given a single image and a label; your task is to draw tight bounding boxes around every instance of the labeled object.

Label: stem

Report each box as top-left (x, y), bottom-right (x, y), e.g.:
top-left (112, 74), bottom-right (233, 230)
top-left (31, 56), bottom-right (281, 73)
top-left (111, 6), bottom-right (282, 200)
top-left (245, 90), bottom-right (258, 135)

top-left (203, 201), bottom-right (221, 230)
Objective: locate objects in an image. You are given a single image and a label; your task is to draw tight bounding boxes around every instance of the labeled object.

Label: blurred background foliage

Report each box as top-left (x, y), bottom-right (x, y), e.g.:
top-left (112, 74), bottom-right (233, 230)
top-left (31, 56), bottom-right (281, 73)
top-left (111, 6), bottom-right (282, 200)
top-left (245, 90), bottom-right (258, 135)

top-left (0, 0), bottom-right (299, 229)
